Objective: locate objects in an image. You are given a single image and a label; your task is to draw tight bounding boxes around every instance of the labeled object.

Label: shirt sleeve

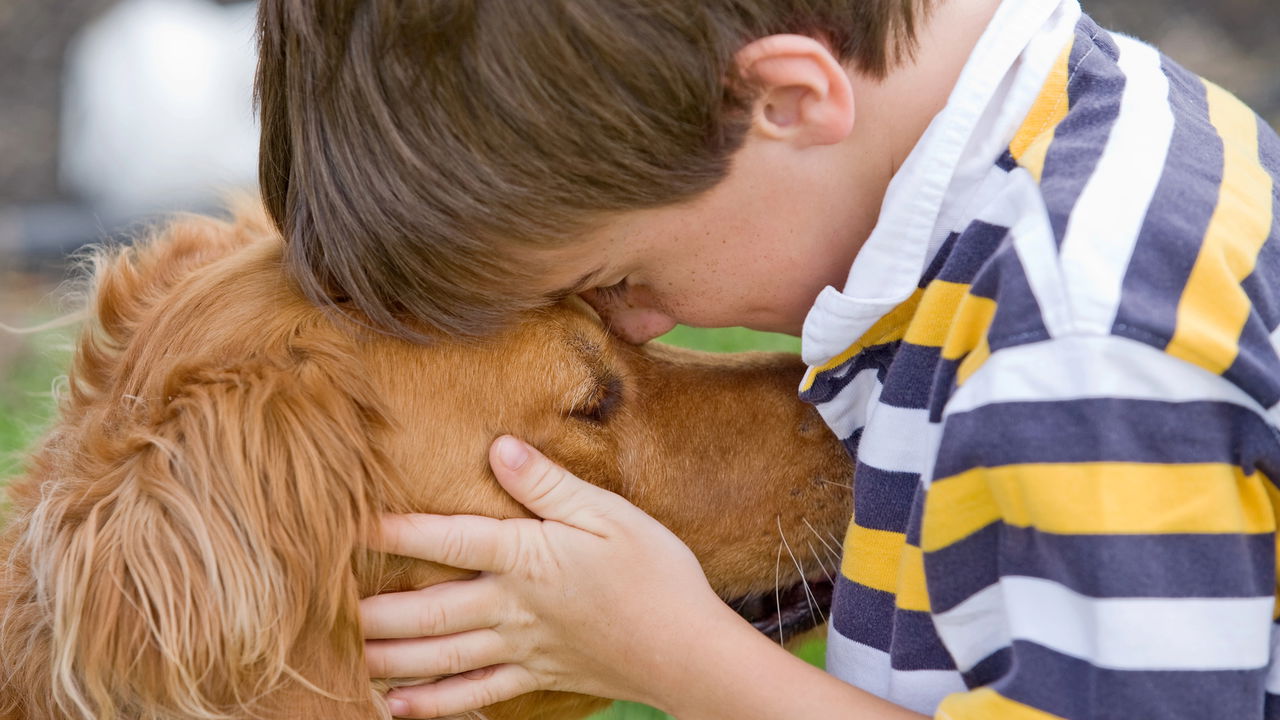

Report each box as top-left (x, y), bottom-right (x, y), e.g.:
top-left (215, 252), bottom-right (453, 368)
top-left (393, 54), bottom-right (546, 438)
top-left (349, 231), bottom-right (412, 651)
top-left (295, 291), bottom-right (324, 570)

top-left (921, 333), bottom-right (1280, 720)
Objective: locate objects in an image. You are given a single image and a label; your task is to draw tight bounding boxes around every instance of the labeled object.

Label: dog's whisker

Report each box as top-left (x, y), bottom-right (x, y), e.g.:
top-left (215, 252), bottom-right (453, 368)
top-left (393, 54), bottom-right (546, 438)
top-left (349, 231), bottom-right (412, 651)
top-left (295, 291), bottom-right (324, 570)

top-left (806, 538), bottom-right (836, 587)
top-left (826, 529), bottom-right (845, 556)
top-left (805, 521), bottom-right (843, 573)
top-left (803, 517), bottom-right (841, 559)
top-left (774, 529), bottom-right (786, 647)
top-left (816, 477), bottom-right (854, 491)
top-left (778, 517), bottom-right (823, 627)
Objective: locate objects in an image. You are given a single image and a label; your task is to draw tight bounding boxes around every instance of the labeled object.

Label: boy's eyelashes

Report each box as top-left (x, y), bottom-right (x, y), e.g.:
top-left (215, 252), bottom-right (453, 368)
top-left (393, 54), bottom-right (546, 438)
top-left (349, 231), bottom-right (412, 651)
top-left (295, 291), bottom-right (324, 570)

top-left (592, 277), bottom-right (630, 303)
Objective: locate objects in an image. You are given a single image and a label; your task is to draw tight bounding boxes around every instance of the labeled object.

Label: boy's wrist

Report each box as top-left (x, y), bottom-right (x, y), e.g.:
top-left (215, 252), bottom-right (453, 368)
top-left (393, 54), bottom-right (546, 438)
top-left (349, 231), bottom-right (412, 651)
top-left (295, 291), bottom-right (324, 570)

top-left (642, 604), bottom-right (929, 720)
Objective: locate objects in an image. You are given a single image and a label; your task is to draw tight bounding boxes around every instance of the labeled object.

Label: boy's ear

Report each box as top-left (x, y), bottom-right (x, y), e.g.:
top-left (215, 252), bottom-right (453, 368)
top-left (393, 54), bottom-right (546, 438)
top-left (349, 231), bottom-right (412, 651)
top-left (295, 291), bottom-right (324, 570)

top-left (735, 34), bottom-right (855, 147)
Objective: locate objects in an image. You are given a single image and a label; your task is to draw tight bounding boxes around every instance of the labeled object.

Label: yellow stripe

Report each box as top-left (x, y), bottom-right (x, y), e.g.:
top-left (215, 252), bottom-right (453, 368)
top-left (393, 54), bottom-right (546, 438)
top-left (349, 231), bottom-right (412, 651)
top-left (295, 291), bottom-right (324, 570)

top-left (922, 462), bottom-right (1275, 553)
top-left (801, 288), bottom-right (924, 392)
top-left (1167, 81), bottom-right (1275, 375)
top-left (938, 687), bottom-right (1068, 720)
top-left (1266, 480), bottom-right (1280, 620)
top-left (839, 523), bottom-right (931, 612)
top-left (956, 335), bottom-right (991, 386)
top-left (841, 522), bottom-right (905, 591)
top-left (1009, 41), bottom-right (1073, 182)
top-left (941, 293), bottom-right (998, 362)
top-left (904, 280), bottom-right (970, 348)
top-left (895, 543), bottom-right (930, 612)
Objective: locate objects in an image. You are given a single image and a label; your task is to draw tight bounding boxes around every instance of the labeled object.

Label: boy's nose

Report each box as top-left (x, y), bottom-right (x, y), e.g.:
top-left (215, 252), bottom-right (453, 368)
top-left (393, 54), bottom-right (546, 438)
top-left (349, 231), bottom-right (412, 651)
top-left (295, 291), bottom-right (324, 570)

top-left (579, 290), bottom-right (678, 344)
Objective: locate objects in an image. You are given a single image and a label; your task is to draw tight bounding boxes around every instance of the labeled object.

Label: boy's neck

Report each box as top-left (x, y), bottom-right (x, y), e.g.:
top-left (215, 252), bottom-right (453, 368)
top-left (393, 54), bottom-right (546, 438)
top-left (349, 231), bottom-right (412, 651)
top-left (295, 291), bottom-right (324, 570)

top-left (850, 0), bottom-right (1006, 178)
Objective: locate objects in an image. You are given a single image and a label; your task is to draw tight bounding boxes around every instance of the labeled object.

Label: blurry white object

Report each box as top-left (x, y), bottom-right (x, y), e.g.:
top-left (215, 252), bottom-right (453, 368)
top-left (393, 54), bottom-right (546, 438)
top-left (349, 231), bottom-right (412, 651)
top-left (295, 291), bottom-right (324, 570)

top-left (61, 0), bottom-right (259, 216)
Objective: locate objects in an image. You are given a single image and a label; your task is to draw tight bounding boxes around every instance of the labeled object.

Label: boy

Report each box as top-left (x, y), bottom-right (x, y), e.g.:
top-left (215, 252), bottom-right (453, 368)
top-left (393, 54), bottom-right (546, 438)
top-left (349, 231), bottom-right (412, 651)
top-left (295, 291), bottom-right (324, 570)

top-left (255, 0), bottom-right (1280, 718)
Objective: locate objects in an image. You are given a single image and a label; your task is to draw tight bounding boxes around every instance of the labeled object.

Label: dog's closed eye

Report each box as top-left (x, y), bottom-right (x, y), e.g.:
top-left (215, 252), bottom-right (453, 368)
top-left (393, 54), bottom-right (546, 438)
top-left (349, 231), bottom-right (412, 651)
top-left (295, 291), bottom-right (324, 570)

top-left (571, 375), bottom-right (623, 424)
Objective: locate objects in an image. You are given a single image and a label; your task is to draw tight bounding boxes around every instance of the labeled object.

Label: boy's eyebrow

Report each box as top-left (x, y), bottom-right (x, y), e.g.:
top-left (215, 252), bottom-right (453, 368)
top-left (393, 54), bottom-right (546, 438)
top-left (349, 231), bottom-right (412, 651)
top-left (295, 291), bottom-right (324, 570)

top-left (546, 266), bottom-right (605, 301)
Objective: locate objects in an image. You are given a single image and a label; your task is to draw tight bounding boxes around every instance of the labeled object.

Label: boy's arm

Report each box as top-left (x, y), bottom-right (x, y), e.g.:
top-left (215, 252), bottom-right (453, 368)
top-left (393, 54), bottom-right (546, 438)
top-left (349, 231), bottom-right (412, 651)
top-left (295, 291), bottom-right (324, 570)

top-left (362, 437), bottom-right (925, 720)
top-left (925, 333), bottom-right (1276, 719)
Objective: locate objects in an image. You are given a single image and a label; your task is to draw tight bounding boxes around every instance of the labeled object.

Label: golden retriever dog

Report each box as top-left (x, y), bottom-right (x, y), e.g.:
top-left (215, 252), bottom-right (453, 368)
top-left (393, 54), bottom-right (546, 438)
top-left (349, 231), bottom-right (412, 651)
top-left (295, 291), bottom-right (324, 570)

top-left (0, 206), bottom-right (852, 720)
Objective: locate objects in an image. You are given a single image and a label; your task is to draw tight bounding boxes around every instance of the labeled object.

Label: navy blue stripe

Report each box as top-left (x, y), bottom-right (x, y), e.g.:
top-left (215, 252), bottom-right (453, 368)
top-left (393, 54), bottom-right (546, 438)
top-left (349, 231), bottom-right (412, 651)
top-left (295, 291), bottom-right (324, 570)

top-left (1076, 15), bottom-right (1120, 64)
top-left (853, 461), bottom-right (919, 534)
top-left (904, 490), bottom-right (925, 547)
top-left (1224, 321), bottom-right (1280, 409)
top-left (925, 522), bottom-right (1000, 614)
top-left (1111, 55), bottom-right (1220, 348)
top-left (962, 646), bottom-right (1012, 690)
top-left (935, 221), bottom-right (1010, 287)
top-left (1243, 114), bottom-right (1280, 333)
top-left (984, 248), bottom-right (1050, 353)
top-left (1241, 249), bottom-right (1280, 335)
top-left (1000, 526), bottom-right (1276, 599)
top-left (920, 232), bottom-right (960, 289)
top-left (877, 342), bottom-right (941, 410)
top-left (996, 149), bottom-right (1018, 172)
top-left (932, 398), bottom-right (1274, 480)
top-left (995, 639), bottom-right (1266, 720)
top-left (928, 356), bottom-right (961, 423)
top-left (887, 608), bottom-right (957, 671)
top-left (841, 427), bottom-right (862, 470)
top-left (1038, 19), bottom-right (1126, 246)
top-left (830, 576), bottom-right (894, 652)
top-left (926, 523), bottom-right (1275, 613)
top-left (799, 343), bottom-right (895, 405)
top-left (1229, 114), bottom-right (1280, 408)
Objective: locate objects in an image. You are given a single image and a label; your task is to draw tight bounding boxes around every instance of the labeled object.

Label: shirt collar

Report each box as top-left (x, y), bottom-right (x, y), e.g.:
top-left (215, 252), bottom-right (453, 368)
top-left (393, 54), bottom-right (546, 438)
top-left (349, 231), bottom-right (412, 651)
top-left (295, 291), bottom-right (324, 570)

top-left (801, 0), bottom-right (1081, 367)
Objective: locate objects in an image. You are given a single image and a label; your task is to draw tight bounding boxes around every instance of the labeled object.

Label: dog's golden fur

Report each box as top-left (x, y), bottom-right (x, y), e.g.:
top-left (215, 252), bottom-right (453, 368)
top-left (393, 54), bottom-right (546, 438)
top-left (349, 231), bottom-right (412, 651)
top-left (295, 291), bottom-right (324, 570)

top-left (0, 206), bottom-right (852, 720)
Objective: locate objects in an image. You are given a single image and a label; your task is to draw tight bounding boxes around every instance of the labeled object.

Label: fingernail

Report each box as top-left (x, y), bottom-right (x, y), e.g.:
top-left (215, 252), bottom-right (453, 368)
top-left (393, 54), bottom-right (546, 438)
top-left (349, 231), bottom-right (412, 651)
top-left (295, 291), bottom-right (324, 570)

top-left (495, 436), bottom-right (529, 470)
top-left (387, 696), bottom-right (410, 716)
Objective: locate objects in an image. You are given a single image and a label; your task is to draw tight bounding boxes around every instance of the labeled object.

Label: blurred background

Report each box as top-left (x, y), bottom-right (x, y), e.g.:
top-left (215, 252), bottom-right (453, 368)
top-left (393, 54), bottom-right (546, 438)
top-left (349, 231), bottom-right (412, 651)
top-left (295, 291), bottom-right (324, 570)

top-left (0, 1), bottom-right (1277, 717)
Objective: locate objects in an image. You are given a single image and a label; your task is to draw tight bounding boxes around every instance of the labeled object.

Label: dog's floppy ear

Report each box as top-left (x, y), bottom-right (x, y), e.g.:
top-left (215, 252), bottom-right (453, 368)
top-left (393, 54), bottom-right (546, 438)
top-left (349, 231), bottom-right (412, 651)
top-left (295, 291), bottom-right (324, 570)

top-left (4, 341), bottom-right (400, 719)
top-left (72, 201), bottom-right (273, 409)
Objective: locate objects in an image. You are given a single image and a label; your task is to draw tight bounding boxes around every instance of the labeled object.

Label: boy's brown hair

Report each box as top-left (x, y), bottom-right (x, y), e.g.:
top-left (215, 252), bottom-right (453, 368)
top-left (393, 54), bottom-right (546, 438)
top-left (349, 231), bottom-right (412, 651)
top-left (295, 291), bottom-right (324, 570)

top-left (255, 0), bottom-right (932, 341)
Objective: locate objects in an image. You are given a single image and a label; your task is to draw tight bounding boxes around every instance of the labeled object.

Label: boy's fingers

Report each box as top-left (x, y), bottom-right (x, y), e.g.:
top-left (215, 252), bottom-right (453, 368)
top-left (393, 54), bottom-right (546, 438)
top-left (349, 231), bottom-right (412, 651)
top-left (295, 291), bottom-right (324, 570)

top-left (365, 628), bottom-right (509, 680)
top-left (359, 578), bottom-right (501, 640)
top-left (489, 436), bottom-right (629, 535)
top-left (368, 513), bottom-right (514, 573)
top-left (384, 664), bottom-right (540, 719)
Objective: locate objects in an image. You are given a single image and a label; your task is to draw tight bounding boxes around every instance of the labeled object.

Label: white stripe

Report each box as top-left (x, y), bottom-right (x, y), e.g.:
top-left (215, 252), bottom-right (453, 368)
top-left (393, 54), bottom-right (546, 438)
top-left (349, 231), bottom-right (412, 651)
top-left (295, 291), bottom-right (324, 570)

top-left (813, 368), bottom-right (882, 440)
top-left (1268, 326), bottom-right (1280, 423)
top-left (1007, 172), bottom-right (1076, 337)
top-left (946, 333), bottom-right (1267, 418)
top-left (826, 627), bottom-right (967, 715)
top-left (1265, 624), bottom-right (1280, 694)
top-left (1059, 36), bottom-right (1176, 334)
top-left (932, 582), bottom-right (1013, 672)
top-left (860, 404), bottom-right (941, 477)
top-left (935, 576), bottom-right (1273, 672)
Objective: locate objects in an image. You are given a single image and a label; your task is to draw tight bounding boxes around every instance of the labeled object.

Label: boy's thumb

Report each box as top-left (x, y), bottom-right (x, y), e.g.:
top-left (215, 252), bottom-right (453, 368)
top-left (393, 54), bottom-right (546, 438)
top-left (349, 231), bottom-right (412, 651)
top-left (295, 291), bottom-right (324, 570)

top-left (489, 435), bottom-right (622, 533)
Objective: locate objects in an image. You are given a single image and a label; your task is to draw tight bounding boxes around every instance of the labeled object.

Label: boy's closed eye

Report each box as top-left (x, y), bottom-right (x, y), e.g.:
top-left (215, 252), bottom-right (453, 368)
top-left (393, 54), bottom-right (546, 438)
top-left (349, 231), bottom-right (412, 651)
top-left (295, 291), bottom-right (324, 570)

top-left (591, 278), bottom-right (631, 304)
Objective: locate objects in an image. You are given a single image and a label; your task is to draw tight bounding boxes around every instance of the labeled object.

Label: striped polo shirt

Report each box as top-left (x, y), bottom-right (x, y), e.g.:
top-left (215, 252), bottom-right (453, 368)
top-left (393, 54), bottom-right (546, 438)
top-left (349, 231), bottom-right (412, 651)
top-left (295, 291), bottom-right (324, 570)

top-left (799, 0), bottom-right (1280, 717)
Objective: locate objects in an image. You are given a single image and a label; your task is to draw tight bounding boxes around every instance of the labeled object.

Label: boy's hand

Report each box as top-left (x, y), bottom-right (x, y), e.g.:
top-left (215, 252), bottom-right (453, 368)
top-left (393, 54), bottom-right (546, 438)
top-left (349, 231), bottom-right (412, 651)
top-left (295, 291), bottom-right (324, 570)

top-left (360, 435), bottom-right (741, 718)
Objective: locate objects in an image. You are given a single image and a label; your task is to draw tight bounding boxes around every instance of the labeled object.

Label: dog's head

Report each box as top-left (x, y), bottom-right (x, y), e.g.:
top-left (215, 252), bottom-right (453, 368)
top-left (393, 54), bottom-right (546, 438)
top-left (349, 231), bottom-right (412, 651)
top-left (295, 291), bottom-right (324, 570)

top-left (0, 207), bottom-right (851, 720)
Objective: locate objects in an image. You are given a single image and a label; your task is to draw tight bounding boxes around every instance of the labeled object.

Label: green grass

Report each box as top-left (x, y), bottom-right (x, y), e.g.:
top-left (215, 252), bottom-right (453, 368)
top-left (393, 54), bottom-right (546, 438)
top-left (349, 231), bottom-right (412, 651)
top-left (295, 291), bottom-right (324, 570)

top-left (0, 331), bottom-right (70, 483)
top-left (657, 325), bottom-right (801, 354)
top-left (0, 324), bottom-right (825, 718)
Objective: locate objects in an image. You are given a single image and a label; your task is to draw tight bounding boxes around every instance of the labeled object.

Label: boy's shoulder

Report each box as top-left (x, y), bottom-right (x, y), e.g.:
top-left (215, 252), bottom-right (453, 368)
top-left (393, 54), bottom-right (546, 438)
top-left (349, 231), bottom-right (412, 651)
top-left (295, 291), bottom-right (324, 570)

top-left (940, 14), bottom-right (1280, 410)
